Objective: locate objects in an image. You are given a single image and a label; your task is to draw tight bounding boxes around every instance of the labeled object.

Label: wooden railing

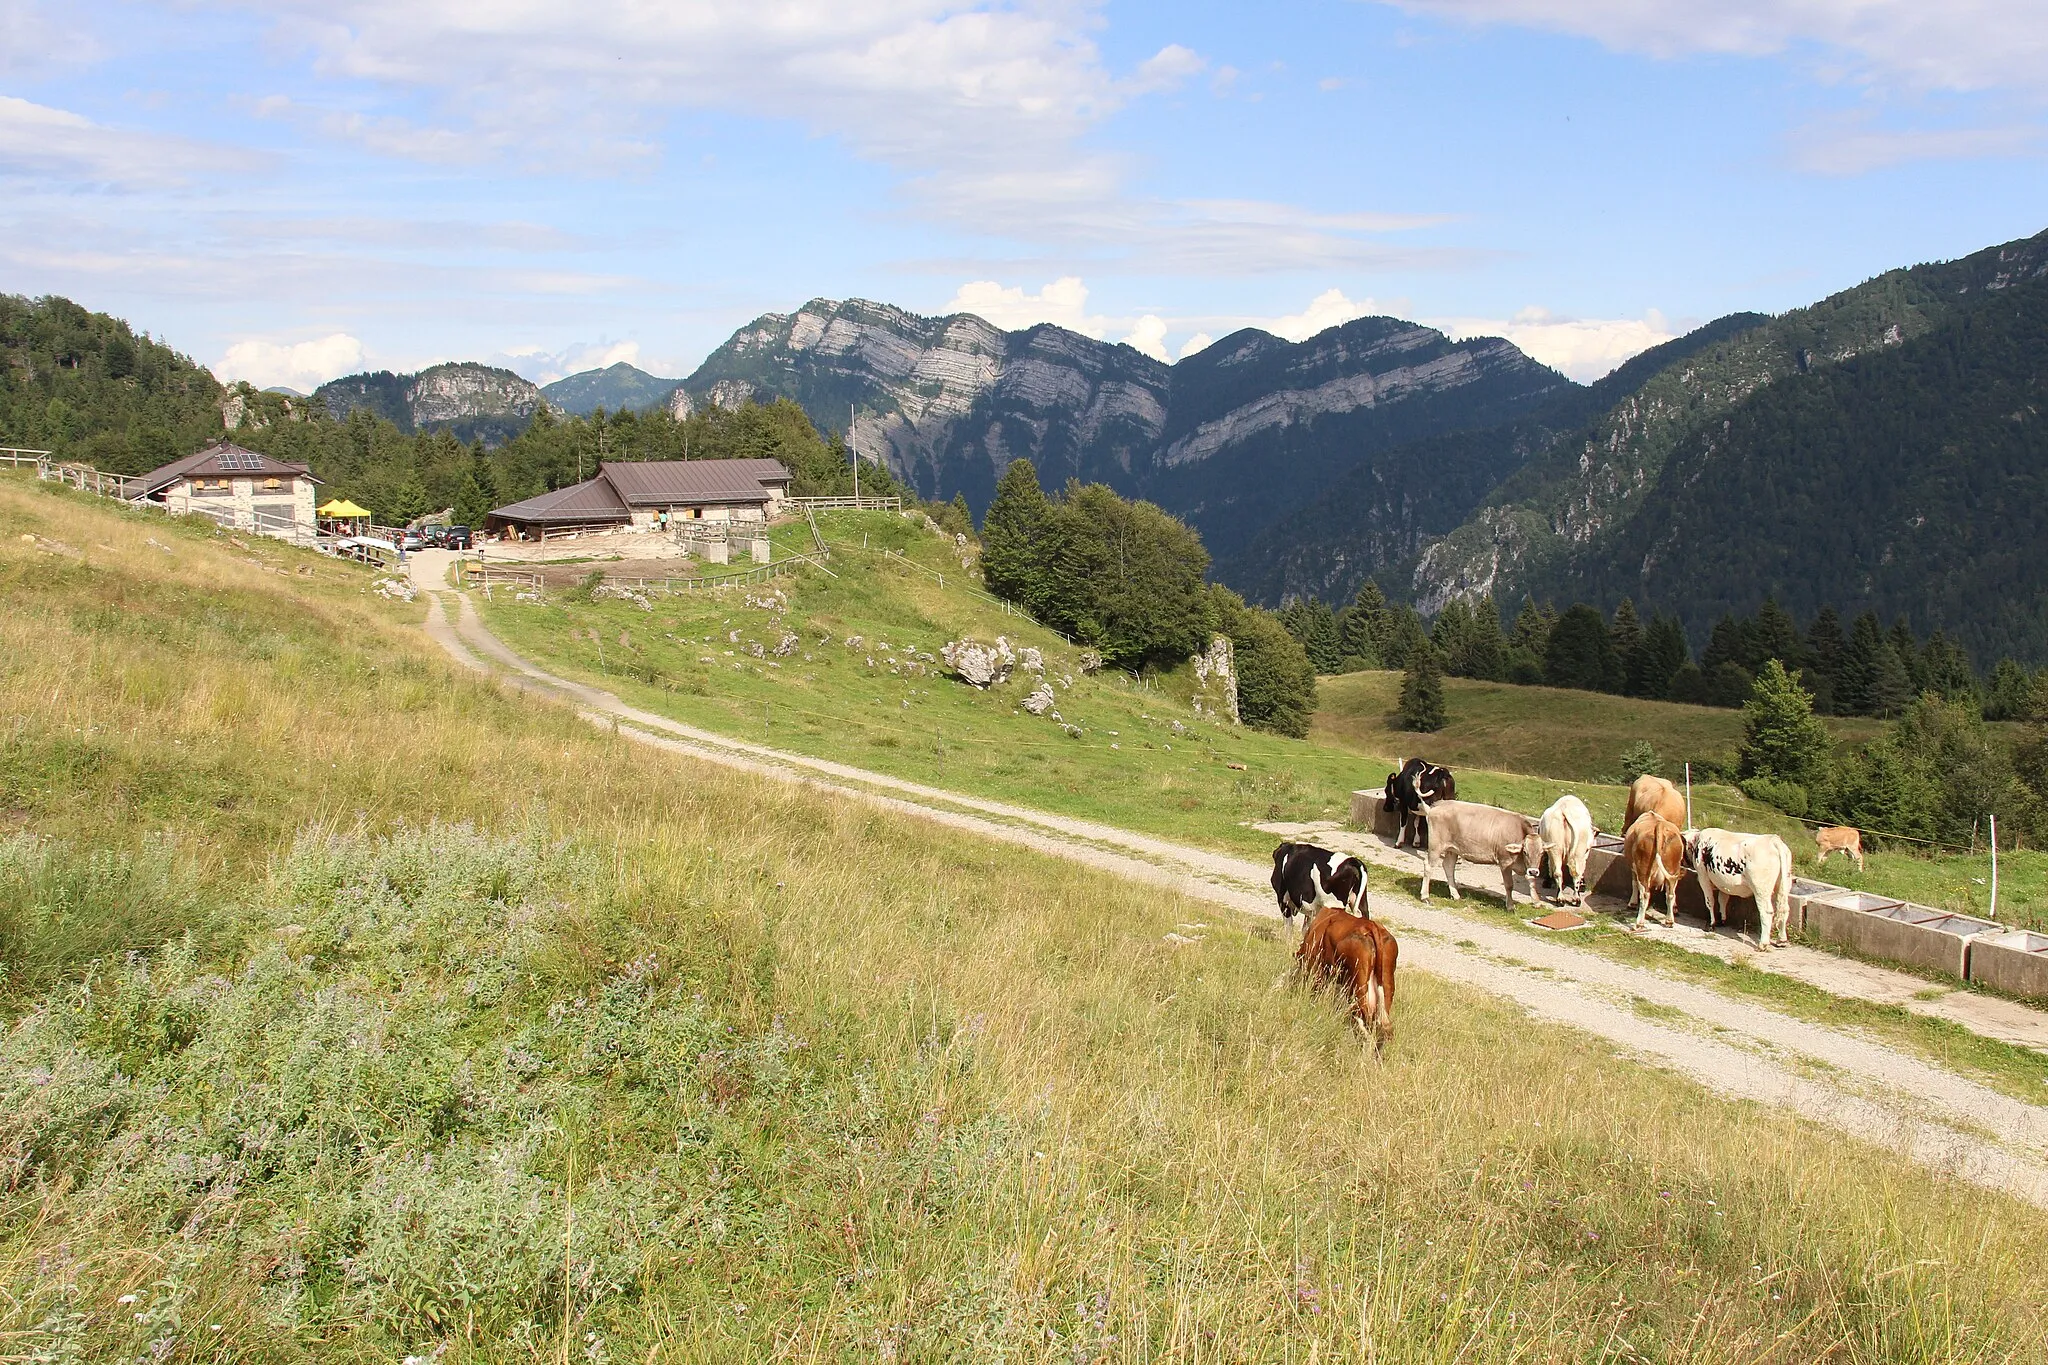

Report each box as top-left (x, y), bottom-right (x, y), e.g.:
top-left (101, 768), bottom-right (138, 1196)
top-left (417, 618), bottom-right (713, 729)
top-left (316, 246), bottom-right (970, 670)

top-left (465, 550), bottom-right (834, 596)
top-left (0, 448), bottom-right (51, 468)
top-left (786, 495), bottom-right (901, 511)
top-left (41, 463), bottom-right (136, 499)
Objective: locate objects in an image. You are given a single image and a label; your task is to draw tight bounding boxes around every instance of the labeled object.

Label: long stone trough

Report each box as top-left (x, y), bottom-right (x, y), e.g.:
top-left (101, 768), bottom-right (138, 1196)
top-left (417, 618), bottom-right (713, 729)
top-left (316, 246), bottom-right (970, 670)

top-left (1349, 788), bottom-right (2045, 1003)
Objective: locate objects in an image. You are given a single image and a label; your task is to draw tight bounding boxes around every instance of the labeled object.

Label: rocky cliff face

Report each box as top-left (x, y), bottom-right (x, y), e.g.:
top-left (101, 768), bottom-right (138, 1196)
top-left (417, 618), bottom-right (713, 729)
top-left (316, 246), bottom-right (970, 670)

top-left (315, 363), bottom-right (540, 445)
top-left (680, 298), bottom-right (1567, 571)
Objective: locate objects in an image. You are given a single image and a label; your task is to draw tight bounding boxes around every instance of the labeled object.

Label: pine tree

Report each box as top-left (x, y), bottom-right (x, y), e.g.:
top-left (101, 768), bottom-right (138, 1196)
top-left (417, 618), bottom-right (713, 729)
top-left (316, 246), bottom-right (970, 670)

top-left (1300, 597), bottom-right (1344, 674)
top-left (1545, 604), bottom-right (1624, 693)
top-left (1869, 637), bottom-right (1915, 718)
top-left (1340, 581), bottom-right (1391, 667)
top-left (1510, 597), bottom-right (1554, 657)
top-left (1701, 614), bottom-right (1749, 676)
top-left (1628, 614), bottom-right (1691, 698)
top-left (1380, 605), bottom-right (1430, 671)
top-left (1431, 600), bottom-right (1474, 676)
top-left (1737, 659), bottom-right (1833, 795)
top-left (1752, 596), bottom-right (1801, 669)
top-left (980, 458), bottom-right (1050, 611)
top-left (1890, 619), bottom-right (1926, 694)
top-left (1466, 600), bottom-right (1508, 681)
top-left (1920, 631), bottom-right (1979, 706)
top-left (1804, 606), bottom-right (1846, 713)
top-left (1985, 658), bottom-right (2039, 722)
top-left (1838, 612), bottom-right (1888, 715)
top-left (1609, 598), bottom-right (1643, 681)
top-left (1398, 642), bottom-right (1447, 732)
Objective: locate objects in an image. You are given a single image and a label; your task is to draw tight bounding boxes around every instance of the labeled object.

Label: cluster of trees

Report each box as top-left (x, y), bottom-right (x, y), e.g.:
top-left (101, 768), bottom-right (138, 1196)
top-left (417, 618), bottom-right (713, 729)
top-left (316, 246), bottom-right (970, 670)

top-left (1281, 583), bottom-right (2042, 726)
top-left (1735, 662), bottom-right (2048, 850)
top-left (0, 295), bottom-right (225, 472)
top-left (980, 459), bottom-right (1317, 736)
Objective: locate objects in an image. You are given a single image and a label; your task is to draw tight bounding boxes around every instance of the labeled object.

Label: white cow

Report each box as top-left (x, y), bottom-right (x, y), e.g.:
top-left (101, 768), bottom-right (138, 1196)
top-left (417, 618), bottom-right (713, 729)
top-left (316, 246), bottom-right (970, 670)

top-left (1536, 794), bottom-right (1594, 904)
top-left (1686, 828), bottom-right (1794, 949)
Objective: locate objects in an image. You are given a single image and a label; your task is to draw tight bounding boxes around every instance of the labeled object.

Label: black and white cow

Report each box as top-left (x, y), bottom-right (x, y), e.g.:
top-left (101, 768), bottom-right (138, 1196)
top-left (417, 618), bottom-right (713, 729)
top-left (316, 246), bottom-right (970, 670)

top-left (1271, 842), bottom-right (1369, 929)
top-left (1384, 758), bottom-right (1456, 849)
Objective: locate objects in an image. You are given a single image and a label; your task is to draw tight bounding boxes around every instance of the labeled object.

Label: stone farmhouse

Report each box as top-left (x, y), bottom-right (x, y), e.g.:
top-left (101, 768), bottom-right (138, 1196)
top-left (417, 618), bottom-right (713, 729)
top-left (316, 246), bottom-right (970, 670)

top-left (485, 458), bottom-right (792, 540)
top-left (132, 440), bottom-right (320, 541)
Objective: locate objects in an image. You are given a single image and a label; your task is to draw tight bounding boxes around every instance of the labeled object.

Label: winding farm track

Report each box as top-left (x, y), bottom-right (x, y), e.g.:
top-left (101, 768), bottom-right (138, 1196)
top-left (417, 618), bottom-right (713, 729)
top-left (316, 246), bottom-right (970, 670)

top-left (411, 552), bottom-right (2048, 1209)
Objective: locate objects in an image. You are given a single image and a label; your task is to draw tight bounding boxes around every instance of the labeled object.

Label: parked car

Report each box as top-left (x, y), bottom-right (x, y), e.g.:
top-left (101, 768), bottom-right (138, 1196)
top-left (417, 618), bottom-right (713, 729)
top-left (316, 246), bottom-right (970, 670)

top-left (399, 531), bottom-right (427, 552)
top-left (445, 525), bottom-right (473, 550)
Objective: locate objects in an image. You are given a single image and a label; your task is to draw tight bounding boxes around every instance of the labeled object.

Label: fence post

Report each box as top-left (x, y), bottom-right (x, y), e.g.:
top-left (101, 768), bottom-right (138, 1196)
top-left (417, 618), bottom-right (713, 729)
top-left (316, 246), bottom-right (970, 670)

top-left (1989, 814), bottom-right (2000, 921)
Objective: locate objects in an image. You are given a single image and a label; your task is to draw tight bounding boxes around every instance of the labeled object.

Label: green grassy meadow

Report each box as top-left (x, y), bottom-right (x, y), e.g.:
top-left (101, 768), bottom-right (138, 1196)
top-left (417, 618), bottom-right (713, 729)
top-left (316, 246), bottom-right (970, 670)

top-left (5, 478), bottom-right (2048, 1360)
top-left (479, 510), bottom-right (2044, 930)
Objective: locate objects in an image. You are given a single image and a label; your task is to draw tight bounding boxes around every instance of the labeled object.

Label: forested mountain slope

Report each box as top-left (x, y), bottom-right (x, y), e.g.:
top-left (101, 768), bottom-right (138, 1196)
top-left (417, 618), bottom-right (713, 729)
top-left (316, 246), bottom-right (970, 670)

top-left (314, 363), bottom-right (542, 445)
top-left (540, 362), bottom-right (682, 416)
top-left (1410, 227), bottom-right (2048, 618)
top-left (0, 294), bottom-right (225, 472)
top-left (677, 298), bottom-right (1570, 562)
top-left (1555, 268), bottom-right (2048, 664)
top-left (1220, 311), bottom-right (1771, 604)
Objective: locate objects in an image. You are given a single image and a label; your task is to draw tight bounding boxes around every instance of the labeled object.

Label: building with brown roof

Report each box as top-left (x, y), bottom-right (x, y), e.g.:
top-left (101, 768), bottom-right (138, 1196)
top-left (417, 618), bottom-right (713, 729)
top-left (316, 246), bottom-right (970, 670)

top-left (486, 458), bottom-right (791, 539)
top-left (131, 441), bottom-right (321, 543)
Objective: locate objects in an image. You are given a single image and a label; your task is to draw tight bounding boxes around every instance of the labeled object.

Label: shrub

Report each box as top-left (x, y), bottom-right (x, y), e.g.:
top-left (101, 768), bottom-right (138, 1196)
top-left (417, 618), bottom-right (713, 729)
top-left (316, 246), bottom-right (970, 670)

top-left (1740, 775), bottom-right (1811, 818)
top-left (1737, 659), bottom-right (1833, 796)
top-left (1619, 741), bottom-right (1662, 784)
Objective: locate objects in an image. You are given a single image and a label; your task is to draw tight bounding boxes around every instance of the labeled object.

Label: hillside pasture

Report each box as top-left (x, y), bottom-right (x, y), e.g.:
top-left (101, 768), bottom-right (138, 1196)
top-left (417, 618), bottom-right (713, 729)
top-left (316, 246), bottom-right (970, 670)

top-left (4, 475), bottom-right (2048, 1359)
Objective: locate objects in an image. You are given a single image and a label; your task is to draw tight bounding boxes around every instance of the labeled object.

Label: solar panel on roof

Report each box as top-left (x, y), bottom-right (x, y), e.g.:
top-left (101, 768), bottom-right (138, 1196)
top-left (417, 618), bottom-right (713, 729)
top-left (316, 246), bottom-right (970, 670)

top-left (216, 451), bottom-right (266, 471)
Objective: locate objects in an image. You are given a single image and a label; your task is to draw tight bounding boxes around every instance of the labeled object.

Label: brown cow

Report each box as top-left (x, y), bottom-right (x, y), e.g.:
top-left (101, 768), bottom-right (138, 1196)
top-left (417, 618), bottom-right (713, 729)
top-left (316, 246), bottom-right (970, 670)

top-left (1294, 905), bottom-right (1398, 1050)
top-left (1624, 774), bottom-right (1687, 833)
top-left (1814, 825), bottom-right (1865, 871)
top-left (1624, 811), bottom-right (1686, 929)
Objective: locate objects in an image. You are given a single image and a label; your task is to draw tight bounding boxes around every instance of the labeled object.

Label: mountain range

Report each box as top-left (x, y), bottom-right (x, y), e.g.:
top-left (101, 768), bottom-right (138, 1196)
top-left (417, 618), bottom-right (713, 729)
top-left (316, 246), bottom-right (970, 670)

top-left (158, 221), bottom-right (2048, 663)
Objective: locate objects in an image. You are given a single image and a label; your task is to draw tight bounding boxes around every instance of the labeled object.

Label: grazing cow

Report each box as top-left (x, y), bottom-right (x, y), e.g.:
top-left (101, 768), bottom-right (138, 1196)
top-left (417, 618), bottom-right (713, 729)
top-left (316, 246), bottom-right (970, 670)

top-left (1687, 828), bottom-right (1795, 949)
top-left (1294, 903), bottom-right (1399, 1049)
top-left (1536, 794), bottom-right (1595, 903)
top-left (1814, 825), bottom-right (1865, 872)
top-left (1418, 800), bottom-right (1544, 909)
top-left (1623, 812), bottom-right (1686, 929)
top-left (1624, 774), bottom-right (1687, 833)
top-left (1385, 757), bottom-right (1457, 849)
top-left (1270, 842), bottom-right (1369, 929)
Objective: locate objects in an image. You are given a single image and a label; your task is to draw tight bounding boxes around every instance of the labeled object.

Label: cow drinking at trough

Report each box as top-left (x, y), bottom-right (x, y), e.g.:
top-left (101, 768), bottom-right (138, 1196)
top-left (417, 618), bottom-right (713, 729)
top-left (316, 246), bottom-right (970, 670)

top-left (1270, 842), bottom-right (1368, 929)
top-left (1536, 794), bottom-right (1594, 903)
top-left (1623, 812), bottom-right (1686, 929)
top-left (1624, 774), bottom-right (1687, 832)
top-left (1418, 800), bottom-right (1544, 909)
top-left (1294, 903), bottom-right (1398, 1049)
top-left (1687, 828), bottom-right (1795, 949)
top-left (1814, 825), bottom-right (1865, 871)
top-left (1384, 758), bottom-right (1456, 849)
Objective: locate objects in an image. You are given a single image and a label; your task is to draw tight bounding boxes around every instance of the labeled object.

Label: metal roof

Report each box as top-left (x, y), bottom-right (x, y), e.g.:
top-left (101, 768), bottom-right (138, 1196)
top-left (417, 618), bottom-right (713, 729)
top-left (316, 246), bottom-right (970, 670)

top-left (487, 476), bottom-right (632, 525)
top-left (132, 442), bottom-right (316, 497)
top-left (599, 459), bottom-right (790, 506)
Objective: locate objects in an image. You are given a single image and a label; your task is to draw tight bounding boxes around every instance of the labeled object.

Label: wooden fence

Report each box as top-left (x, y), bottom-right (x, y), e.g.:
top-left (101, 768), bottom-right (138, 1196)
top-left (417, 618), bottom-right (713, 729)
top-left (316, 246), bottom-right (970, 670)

top-left (0, 448), bottom-right (51, 468)
top-left (786, 495), bottom-right (902, 511)
top-left (463, 549), bottom-right (833, 596)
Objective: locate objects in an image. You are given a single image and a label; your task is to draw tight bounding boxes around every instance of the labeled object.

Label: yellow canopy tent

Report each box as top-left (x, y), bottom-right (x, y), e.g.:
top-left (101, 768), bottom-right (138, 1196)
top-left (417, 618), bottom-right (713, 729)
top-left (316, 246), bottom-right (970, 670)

top-left (319, 499), bottom-right (372, 518)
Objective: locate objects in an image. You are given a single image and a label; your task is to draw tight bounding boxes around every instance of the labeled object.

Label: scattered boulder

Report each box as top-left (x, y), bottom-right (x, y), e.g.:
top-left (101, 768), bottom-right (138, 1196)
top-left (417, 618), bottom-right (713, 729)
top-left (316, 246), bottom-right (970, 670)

top-left (1077, 649), bottom-right (1103, 674)
top-left (374, 577), bottom-right (417, 602)
top-left (773, 632), bottom-right (799, 657)
top-left (941, 635), bottom-right (1017, 689)
top-left (1019, 646), bottom-right (1044, 673)
top-left (1021, 682), bottom-right (1057, 715)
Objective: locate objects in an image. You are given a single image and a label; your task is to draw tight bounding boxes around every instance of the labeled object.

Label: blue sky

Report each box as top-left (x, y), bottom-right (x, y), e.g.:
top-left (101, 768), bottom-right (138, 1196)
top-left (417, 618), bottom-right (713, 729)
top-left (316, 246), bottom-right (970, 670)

top-left (3, 0), bottom-right (2043, 391)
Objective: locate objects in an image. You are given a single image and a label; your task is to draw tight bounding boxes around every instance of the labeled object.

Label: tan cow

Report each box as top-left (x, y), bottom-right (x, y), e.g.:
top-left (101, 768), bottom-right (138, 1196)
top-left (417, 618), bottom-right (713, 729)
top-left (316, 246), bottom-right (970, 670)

top-left (1814, 825), bottom-right (1865, 871)
top-left (1624, 774), bottom-right (1687, 832)
top-left (1419, 800), bottom-right (1544, 909)
top-left (1623, 811), bottom-right (1686, 929)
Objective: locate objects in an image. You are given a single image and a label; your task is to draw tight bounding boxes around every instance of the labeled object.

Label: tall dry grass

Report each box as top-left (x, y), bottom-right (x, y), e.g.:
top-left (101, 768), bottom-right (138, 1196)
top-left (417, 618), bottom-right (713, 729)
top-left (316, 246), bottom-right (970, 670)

top-left (0, 476), bottom-right (2043, 1362)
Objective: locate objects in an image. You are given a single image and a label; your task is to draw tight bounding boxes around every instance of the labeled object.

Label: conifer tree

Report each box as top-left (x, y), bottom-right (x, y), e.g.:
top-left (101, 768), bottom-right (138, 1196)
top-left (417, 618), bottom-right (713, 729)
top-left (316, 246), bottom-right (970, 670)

top-left (979, 458), bottom-right (1050, 611)
top-left (1545, 604), bottom-right (1624, 693)
top-left (1737, 659), bottom-right (1833, 796)
top-left (1628, 614), bottom-right (1691, 698)
top-left (1466, 599), bottom-right (1508, 681)
top-left (1985, 658), bottom-right (2039, 722)
top-left (1804, 606), bottom-right (1846, 712)
top-left (1700, 613), bottom-right (1749, 677)
top-left (1431, 600), bottom-right (1474, 676)
top-left (1340, 581), bottom-right (1391, 666)
top-left (1752, 596), bottom-right (1801, 669)
top-left (1398, 641), bottom-right (1447, 732)
top-left (1890, 619), bottom-right (1926, 694)
top-left (1510, 596), bottom-right (1553, 658)
top-left (1920, 631), bottom-right (1979, 706)
top-left (1609, 598), bottom-right (1643, 682)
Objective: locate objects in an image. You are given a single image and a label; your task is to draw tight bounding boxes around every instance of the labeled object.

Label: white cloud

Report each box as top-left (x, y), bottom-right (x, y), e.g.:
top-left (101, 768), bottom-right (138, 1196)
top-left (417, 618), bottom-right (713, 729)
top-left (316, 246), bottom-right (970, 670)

top-left (0, 1), bottom-right (102, 77)
top-left (219, 2), bottom-right (1441, 273)
top-left (1786, 114), bottom-right (2045, 174)
top-left (1120, 314), bottom-right (1169, 361)
top-left (1176, 332), bottom-right (1215, 360)
top-left (214, 333), bottom-right (366, 392)
top-left (497, 339), bottom-right (648, 385)
top-left (941, 277), bottom-right (1102, 335)
top-left (1389, 0), bottom-right (2048, 98)
top-left (0, 94), bottom-right (259, 188)
top-left (1433, 307), bottom-right (1678, 381)
top-left (1265, 288), bottom-right (1378, 341)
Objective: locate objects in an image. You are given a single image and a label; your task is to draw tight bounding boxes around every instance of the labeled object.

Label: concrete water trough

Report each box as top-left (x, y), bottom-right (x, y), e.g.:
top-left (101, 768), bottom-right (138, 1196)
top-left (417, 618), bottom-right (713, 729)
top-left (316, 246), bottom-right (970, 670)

top-left (1965, 929), bottom-right (2048, 1002)
top-left (1804, 891), bottom-right (1999, 979)
top-left (1349, 789), bottom-right (1402, 839)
